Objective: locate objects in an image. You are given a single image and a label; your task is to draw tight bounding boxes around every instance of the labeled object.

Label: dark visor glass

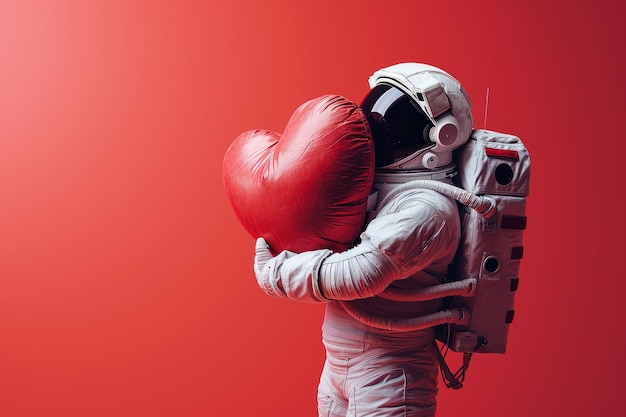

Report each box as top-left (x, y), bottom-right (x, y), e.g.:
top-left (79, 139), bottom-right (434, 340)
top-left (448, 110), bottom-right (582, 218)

top-left (361, 84), bottom-right (433, 167)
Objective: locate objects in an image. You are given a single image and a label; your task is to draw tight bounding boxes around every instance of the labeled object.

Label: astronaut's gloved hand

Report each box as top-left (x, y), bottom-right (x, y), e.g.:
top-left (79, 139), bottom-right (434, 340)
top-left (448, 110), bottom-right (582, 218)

top-left (254, 237), bottom-right (282, 298)
top-left (254, 237), bottom-right (333, 302)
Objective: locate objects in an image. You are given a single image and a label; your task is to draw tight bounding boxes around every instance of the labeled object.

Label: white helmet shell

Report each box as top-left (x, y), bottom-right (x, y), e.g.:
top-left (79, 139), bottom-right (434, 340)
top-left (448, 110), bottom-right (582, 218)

top-left (363, 63), bottom-right (473, 170)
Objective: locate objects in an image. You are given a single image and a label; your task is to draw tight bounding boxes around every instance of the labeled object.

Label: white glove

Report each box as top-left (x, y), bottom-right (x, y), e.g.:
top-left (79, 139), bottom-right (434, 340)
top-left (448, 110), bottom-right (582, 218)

top-left (254, 237), bottom-right (332, 302)
top-left (253, 238), bottom-right (285, 298)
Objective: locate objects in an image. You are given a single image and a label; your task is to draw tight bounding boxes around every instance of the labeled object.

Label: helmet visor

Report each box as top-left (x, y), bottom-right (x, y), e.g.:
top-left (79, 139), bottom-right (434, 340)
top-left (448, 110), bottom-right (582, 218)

top-left (361, 84), bottom-right (433, 167)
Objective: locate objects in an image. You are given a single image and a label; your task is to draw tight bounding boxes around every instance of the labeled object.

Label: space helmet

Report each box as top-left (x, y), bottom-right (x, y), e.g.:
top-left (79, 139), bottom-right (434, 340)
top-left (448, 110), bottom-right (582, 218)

top-left (361, 63), bottom-right (473, 170)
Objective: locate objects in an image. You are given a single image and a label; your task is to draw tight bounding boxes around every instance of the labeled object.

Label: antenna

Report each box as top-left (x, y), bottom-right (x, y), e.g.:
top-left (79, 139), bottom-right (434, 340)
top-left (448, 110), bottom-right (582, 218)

top-left (483, 86), bottom-right (490, 129)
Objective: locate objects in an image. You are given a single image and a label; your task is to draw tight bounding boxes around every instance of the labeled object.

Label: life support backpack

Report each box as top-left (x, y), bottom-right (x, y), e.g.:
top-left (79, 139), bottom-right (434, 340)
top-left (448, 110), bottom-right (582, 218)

top-left (433, 128), bottom-right (531, 388)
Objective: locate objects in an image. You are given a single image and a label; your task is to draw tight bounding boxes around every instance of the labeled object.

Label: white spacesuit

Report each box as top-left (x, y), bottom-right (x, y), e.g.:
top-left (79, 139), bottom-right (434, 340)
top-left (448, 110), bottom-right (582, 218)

top-left (254, 63), bottom-right (474, 417)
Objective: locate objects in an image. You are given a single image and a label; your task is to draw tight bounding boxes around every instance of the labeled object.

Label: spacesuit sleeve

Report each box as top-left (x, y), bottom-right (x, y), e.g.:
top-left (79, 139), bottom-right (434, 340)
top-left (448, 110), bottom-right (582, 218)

top-left (254, 190), bottom-right (457, 303)
top-left (255, 238), bottom-right (404, 302)
top-left (361, 194), bottom-right (459, 278)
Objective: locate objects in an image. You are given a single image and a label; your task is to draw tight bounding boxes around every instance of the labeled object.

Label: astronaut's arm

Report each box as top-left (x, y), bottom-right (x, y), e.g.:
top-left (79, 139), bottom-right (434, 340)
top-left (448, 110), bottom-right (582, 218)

top-left (253, 237), bottom-right (402, 303)
top-left (253, 192), bottom-right (455, 303)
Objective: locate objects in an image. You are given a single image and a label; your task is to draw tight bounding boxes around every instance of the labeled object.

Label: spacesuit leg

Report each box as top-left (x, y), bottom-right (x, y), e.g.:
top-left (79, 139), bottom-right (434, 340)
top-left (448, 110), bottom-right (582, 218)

top-left (346, 346), bottom-right (439, 417)
top-left (317, 345), bottom-right (439, 416)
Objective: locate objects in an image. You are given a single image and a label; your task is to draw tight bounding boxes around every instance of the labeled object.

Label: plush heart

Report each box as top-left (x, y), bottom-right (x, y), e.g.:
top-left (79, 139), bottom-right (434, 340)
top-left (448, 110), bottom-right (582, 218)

top-left (222, 94), bottom-right (374, 255)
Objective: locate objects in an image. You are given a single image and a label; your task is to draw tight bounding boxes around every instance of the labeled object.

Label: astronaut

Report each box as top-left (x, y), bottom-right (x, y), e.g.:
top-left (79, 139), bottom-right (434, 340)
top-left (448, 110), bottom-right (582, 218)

top-left (254, 63), bottom-right (474, 417)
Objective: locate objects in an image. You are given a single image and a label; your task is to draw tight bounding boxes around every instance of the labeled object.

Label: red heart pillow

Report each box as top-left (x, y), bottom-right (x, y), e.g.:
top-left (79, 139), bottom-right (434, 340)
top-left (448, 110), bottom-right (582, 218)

top-left (222, 95), bottom-right (374, 255)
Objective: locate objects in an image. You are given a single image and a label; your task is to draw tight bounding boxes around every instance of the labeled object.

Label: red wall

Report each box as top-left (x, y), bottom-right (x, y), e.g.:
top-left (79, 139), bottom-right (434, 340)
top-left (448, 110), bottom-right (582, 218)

top-left (1, 0), bottom-right (624, 416)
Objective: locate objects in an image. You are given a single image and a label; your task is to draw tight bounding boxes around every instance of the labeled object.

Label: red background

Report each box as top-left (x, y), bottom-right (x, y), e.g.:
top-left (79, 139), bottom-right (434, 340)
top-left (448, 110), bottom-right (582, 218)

top-left (1, 0), bottom-right (624, 416)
